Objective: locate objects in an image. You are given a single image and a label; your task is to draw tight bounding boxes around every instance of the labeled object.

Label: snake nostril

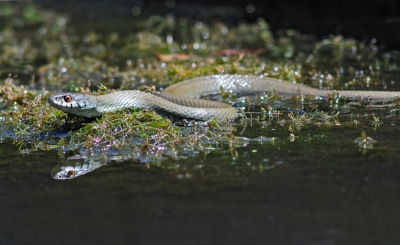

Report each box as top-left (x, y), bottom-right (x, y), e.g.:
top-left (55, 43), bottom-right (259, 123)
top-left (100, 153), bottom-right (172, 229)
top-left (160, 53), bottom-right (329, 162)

top-left (64, 95), bottom-right (73, 103)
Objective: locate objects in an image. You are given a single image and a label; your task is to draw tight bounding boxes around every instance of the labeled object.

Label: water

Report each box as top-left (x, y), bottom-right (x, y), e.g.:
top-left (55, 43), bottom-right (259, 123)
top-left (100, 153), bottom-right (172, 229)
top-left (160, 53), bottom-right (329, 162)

top-left (1, 110), bottom-right (400, 244)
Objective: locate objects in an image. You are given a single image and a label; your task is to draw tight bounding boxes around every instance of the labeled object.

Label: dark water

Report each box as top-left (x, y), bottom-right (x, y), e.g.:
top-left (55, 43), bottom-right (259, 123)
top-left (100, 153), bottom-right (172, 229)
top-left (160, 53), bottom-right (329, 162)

top-left (1, 115), bottom-right (400, 244)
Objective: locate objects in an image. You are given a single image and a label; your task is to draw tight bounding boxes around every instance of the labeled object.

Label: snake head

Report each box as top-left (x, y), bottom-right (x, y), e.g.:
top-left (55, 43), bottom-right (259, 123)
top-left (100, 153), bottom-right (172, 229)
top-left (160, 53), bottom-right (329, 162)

top-left (48, 93), bottom-right (101, 117)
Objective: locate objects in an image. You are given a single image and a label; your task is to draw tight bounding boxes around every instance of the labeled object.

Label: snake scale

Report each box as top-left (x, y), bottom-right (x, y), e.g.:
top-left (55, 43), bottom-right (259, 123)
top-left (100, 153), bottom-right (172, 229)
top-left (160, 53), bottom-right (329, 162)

top-left (48, 74), bottom-right (399, 122)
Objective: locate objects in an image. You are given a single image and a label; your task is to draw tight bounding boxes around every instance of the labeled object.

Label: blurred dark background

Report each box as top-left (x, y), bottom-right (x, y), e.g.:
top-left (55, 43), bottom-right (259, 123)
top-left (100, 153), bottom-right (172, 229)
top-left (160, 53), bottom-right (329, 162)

top-left (35, 0), bottom-right (400, 50)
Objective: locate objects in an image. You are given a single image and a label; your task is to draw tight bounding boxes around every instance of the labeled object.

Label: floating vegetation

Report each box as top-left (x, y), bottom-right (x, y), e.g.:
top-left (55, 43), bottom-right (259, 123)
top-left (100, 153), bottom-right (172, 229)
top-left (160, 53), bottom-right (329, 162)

top-left (354, 131), bottom-right (377, 155)
top-left (0, 3), bottom-right (399, 178)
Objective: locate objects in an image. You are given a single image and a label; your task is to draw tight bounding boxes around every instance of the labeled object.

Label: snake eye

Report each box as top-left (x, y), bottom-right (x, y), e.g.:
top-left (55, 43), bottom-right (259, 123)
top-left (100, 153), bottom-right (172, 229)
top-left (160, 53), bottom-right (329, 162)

top-left (67, 170), bottom-right (76, 178)
top-left (63, 95), bottom-right (73, 103)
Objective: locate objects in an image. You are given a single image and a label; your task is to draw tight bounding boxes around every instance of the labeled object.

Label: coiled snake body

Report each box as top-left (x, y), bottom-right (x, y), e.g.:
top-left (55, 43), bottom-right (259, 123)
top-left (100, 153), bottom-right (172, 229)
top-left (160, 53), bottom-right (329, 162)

top-left (48, 74), bottom-right (399, 122)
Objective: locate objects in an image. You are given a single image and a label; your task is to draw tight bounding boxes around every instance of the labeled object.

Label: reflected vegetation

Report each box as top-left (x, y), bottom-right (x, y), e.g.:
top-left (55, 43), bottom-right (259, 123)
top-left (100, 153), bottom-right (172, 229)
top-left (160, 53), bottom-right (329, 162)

top-left (50, 133), bottom-right (280, 180)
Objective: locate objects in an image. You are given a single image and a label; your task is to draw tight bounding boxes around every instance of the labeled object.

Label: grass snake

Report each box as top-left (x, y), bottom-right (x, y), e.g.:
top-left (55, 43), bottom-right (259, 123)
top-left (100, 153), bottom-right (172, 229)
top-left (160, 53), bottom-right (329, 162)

top-left (48, 74), bottom-right (399, 122)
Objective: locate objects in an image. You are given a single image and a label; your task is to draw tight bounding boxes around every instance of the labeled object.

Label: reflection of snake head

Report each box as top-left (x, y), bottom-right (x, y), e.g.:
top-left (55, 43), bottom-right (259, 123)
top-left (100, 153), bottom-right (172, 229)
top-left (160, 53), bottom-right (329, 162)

top-left (48, 93), bottom-right (101, 117)
top-left (52, 169), bottom-right (77, 180)
top-left (51, 166), bottom-right (85, 180)
top-left (51, 160), bottom-right (97, 180)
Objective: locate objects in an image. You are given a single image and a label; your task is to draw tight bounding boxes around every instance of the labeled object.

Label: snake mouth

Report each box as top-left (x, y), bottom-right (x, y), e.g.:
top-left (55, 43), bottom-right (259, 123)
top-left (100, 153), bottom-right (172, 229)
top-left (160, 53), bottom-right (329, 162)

top-left (47, 94), bottom-right (65, 108)
top-left (48, 93), bottom-right (100, 117)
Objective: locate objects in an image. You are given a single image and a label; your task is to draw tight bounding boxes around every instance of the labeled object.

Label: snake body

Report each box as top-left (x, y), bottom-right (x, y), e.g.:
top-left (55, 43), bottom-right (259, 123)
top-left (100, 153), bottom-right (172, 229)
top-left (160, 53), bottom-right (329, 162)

top-left (48, 74), bottom-right (399, 122)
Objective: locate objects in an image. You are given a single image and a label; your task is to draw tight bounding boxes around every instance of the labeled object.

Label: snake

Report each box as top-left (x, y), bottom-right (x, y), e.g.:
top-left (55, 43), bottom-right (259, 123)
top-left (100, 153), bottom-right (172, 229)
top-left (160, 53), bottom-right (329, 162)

top-left (48, 74), bottom-right (399, 123)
